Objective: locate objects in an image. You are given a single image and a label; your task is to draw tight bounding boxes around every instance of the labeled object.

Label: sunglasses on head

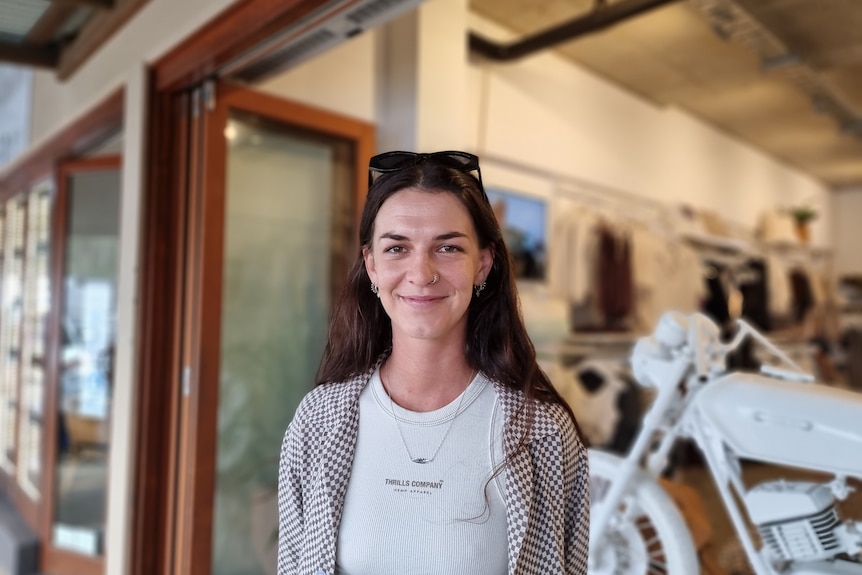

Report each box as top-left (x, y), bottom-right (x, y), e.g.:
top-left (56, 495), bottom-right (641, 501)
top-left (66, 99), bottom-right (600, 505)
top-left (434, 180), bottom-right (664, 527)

top-left (368, 151), bottom-right (485, 197)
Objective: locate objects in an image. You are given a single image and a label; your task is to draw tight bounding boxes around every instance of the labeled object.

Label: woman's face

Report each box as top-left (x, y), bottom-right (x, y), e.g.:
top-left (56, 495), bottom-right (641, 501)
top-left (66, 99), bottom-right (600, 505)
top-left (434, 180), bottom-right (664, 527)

top-left (364, 188), bottom-right (493, 347)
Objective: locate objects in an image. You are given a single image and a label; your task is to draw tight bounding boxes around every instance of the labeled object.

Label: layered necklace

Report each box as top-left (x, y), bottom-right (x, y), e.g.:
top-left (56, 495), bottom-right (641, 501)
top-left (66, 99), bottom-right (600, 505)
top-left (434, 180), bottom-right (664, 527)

top-left (381, 367), bottom-right (477, 465)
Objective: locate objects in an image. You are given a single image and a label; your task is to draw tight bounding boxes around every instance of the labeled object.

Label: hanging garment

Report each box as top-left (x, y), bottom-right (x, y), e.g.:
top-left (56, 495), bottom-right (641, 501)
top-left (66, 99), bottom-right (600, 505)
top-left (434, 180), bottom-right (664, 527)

top-left (701, 261), bottom-right (731, 327)
top-left (631, 224), bottom-right (706, 332)
top-left (844, 329), bottom-right (862, 391)
top-left (765, 253), bottom-right (792, 321)
top-left (596, 225), bottom-right (634, 330)
top-left (790, 268), bottom-right (815, 323)
top-left (738, 258), bottom-right (770, 331)
top-left (547, 206), bottom-right (601, 305)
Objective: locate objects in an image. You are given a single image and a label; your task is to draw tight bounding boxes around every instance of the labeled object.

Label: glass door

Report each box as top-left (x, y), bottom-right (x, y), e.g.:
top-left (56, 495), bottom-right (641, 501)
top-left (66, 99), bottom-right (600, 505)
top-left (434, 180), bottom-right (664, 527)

top-left (170, 81), bottom-right (373, 575)
top-left (42, 156), bottom-right (122, 575)
top-left (0, 181), bottom-right (52, 531)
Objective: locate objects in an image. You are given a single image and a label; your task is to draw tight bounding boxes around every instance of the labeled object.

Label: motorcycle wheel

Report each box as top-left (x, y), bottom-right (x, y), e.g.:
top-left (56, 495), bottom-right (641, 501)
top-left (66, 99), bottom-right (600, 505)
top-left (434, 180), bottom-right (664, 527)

top-left (589, 449), bottom-right (699, 575)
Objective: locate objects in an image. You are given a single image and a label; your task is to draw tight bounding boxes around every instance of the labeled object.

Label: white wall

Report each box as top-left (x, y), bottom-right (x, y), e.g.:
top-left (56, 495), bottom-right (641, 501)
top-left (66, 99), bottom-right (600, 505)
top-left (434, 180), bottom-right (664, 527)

top-left (103, 64), bottom-right (146, 575)
top-left (371, 0), bottom-right (471, 152)
top-left (256, 30), bottom-right (378, 123)
top-left (832, 189), bottom-right (862, 277)
top-left (466, 14), bottom-right (833, 247)
top-left (28, 0), bottom-right (238, 149)
top-left (25, 2), bottom-right (831, 247)
top-left (254, 8), bottom-right (835, 250)
top-left (10, 1), bottom-right (848, 572)
top-left (258, 0), bottom-right (472, 152)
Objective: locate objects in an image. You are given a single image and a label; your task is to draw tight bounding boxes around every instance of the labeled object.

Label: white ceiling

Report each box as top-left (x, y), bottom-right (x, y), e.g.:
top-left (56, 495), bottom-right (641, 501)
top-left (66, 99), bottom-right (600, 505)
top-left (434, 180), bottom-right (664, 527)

top-left (469, 0), bottom-right (862, 190)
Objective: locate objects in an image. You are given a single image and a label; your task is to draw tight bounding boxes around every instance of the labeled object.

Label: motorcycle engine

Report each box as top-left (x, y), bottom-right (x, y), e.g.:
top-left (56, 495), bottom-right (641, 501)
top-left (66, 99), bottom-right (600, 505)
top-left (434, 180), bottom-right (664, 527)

top-left (745, 481), bottom-right (843, 562)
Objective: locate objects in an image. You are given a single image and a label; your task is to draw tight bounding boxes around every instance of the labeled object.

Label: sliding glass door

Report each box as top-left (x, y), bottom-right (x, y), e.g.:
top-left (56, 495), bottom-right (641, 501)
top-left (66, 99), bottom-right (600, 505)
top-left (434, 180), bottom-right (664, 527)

top-left (43, 156), bottom-right (121, 575)
top-left (168, 82), bottom-right (373, 575)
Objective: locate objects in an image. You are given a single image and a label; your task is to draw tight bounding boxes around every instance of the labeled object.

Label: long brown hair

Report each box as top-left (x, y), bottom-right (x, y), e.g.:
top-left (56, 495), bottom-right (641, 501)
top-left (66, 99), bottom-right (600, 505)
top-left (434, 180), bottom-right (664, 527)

top-left (316, 156), bottom-right (577, 426)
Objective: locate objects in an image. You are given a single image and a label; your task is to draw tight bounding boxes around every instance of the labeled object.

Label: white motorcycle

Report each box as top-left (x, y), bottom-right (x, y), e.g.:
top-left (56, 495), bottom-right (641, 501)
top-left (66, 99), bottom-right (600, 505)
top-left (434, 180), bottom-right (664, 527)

top-left (588, 311), bottom-right (862, 575)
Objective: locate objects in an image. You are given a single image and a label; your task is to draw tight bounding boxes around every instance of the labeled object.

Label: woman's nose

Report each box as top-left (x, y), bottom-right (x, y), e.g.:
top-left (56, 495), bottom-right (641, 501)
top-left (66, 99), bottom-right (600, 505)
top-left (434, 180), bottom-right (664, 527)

top-left (408, 254), bottom-right (437, 285)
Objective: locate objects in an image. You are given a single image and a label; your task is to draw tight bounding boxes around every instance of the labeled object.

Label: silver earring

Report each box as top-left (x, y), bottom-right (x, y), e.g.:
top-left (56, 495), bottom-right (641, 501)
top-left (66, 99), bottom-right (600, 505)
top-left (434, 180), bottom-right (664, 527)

top-left (474, 281), bottom-right (486, 298)
top-left (371, 283), bottom-right (379, 297)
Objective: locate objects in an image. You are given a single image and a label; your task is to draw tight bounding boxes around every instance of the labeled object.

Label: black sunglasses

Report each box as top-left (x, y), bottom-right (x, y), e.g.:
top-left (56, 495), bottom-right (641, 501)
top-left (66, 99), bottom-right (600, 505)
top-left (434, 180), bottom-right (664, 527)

top-left (368, 151), bottom-right (485, 195)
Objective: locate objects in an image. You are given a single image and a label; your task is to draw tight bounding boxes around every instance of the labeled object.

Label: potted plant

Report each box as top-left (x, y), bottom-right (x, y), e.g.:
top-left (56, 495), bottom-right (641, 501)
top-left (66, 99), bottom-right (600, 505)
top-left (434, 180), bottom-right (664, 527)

top-left (788, 204), bottom-right (817, 243)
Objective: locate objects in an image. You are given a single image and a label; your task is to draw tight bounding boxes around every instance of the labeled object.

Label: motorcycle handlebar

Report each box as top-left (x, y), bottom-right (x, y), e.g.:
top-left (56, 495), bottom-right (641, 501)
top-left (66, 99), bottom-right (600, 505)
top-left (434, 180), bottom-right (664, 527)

top-left (690, 314), bottom-right (813, 381)
top-left (637, 312), bottom-right (812, 384)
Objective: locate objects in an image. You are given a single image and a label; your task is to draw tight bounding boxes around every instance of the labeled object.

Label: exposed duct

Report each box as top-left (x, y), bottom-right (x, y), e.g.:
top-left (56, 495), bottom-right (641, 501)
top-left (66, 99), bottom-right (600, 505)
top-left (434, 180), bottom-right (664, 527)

top-left (220, 0), bottom-right (424, 84)
top-left (689, 0), bottom-right (862, 140)
top-left (469, 0), bottom-right (680, 62)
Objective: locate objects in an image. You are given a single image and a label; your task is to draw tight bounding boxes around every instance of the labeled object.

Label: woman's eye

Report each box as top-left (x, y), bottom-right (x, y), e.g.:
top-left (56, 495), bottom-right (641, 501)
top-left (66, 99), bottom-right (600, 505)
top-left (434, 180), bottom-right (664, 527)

top-left (439, 245), bottom-right (462, 253)
top-left (384, 245), bottom-right (406, 254)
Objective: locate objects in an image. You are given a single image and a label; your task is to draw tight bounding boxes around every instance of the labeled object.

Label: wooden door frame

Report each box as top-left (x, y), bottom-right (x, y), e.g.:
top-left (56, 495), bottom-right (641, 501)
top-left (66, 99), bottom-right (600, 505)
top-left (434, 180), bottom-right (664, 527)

top-left (179, 82), bottom-right (374, 575)
top-left (170, 82), bottom-right (210, 575)
top-left (41, 155), bottom-right (122, 575)
top-left (0, 195), bottom-right (37, 531)
top-left (0, 89), bottom-right (121, 547)
top-left (139, 2), bottom-right (375, 574)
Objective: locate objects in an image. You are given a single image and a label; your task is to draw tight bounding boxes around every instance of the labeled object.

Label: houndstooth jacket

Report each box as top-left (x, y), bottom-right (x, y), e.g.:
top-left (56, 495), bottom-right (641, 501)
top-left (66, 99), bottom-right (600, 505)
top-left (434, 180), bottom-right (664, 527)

top-left (277, 365), bottom-right (590, 575)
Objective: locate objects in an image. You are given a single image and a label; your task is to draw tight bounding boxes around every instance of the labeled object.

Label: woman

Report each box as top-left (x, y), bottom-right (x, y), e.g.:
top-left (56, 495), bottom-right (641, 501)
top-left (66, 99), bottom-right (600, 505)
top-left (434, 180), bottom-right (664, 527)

top-left (278, 151), bottom-right (589, 575)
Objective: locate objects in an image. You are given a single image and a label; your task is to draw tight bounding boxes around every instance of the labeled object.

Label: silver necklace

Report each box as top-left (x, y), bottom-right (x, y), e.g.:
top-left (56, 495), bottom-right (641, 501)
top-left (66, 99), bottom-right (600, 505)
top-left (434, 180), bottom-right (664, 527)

top-left (382, 369), bottom-right (476, 465)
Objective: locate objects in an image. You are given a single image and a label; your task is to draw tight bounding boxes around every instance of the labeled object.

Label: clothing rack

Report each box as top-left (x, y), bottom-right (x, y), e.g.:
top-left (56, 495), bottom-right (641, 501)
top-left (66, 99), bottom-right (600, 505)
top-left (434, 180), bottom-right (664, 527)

top-left (479, 152), bottom-right (758, 245)
top-left (479, 152), bottom-right (668, 218)
top-left (766, 242), bottom-right (833, 268)
top-left (684, 231), bottom-right (750, 254)
top-left (481, 153), bottom-right (835, 341)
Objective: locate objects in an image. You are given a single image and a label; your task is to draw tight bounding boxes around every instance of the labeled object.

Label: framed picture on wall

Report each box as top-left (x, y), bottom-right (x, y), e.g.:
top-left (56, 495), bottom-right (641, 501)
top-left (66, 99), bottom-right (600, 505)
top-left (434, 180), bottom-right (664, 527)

top-left (487, 189), bottom-right (547, 280)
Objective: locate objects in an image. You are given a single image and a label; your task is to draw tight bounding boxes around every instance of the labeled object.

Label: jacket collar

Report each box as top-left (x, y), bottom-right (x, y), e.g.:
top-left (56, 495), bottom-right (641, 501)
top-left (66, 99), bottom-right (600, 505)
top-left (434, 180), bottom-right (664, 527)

top-left (310, 362), bottom-right (380, 570)
top-left (492, 381), bottom-right (536, 574)
top-left (315, 361), bottom-right (539, 575)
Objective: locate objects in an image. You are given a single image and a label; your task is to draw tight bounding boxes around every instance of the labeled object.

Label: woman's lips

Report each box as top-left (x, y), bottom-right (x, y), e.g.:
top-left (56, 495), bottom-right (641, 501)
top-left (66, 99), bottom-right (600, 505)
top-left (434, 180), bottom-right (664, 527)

top-left (400, 295), bottom-right (443, 304)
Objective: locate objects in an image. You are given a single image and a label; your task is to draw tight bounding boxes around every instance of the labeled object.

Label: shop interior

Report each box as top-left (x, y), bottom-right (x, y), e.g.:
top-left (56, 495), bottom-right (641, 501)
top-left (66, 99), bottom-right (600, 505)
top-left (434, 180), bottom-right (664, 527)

top-left (1, 0), bottom-right (862, 574)
top-left (231, 3), bottom-right (862, 574)
top-left (206, 3), bottom-right (862, 571)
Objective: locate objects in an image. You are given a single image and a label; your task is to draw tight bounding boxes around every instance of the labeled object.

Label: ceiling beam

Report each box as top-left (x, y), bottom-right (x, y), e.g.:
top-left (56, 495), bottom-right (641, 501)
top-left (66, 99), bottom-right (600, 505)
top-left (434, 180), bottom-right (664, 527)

top-left (48, 0), bottom-right (115, 8)
top-left (58, 0), bottom-right (152, 80)
top-left (470, 0), bottom-right (680, 61)
top-left (48, 0), bottom-right (115, 10)
top-left (27, 4), bottom-right (80, 45)
top-left (0, 40), bottom-right (59, 69)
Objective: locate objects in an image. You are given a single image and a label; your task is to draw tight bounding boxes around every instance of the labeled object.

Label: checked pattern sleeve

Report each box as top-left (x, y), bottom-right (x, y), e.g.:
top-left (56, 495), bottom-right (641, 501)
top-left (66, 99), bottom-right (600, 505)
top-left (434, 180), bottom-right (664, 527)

top-left (565, 424), bottom-right (590, 574)
top-left (277, 397), bottom-right (309, 575)
top-left (521, 404), bottom-right (590, 574)
top-left (277, 377), bottom-right (366, 575)
top-left (496, 384), bottom-right (590, 575)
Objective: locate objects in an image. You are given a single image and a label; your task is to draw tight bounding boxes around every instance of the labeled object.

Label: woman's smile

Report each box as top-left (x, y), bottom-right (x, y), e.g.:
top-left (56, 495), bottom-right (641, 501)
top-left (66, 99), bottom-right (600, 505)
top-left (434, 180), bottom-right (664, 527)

top-left (363, 188), bottom-right (492, 345)
top-left (401, 295), bottom-right (441, 303)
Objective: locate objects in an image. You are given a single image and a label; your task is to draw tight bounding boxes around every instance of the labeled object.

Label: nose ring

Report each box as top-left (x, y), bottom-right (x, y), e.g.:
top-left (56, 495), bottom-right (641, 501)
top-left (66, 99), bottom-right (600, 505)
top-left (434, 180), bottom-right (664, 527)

top-left (430, 273), bottom-right (439, 284)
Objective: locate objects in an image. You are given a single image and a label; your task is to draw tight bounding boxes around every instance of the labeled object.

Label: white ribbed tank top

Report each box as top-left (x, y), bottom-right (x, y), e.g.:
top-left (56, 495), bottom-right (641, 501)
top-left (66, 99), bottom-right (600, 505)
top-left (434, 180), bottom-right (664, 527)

top-left (335, 369), bottom-right (508, 575)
